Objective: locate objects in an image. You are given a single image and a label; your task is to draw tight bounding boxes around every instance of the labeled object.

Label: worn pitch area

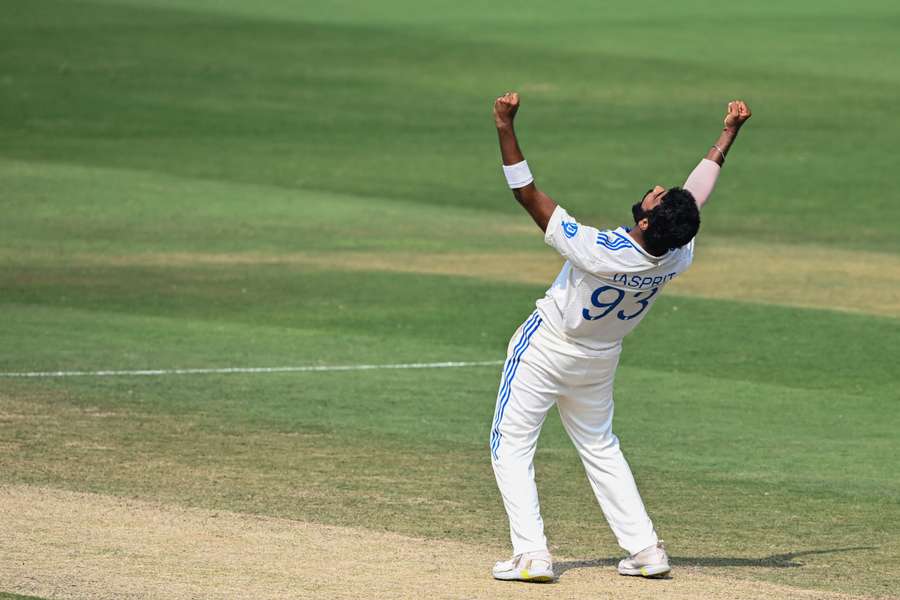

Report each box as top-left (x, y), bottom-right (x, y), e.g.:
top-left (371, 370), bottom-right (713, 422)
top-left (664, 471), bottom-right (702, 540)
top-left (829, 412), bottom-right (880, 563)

top-left (0, 486), bottom-right (879, 600)
top-left (8, 243), bottom-right (895, 318)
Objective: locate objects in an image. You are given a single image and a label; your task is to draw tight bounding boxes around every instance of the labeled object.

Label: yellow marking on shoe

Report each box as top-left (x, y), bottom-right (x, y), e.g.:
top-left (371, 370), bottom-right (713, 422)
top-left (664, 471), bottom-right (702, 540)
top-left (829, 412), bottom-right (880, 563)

top-left (521, 569), bottom-right (530, 579)
top-left (640, 567), bottom-right (649, 577)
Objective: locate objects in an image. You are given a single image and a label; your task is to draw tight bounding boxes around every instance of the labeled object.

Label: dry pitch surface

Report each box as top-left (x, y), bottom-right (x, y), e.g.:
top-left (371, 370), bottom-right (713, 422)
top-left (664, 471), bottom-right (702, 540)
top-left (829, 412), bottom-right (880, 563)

top-left (1, 485), bottom-right (884, 600)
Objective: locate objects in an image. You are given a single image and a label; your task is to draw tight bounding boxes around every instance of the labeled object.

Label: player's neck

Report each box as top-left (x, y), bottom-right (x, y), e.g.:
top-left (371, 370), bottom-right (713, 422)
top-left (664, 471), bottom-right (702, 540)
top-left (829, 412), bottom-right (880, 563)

top-left (626, 228), bottom-right (664, 257)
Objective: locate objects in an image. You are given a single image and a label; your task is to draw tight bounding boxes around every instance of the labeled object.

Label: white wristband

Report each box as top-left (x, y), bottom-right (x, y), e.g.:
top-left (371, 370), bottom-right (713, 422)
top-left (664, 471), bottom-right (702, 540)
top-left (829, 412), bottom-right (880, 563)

top-left (502, 160), bottom-right (534, 189)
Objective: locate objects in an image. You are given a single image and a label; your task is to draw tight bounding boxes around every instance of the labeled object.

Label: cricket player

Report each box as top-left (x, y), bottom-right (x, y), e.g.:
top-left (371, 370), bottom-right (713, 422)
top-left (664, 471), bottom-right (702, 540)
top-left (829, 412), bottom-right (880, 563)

top-left (489, 93), bottom-right (751, 582)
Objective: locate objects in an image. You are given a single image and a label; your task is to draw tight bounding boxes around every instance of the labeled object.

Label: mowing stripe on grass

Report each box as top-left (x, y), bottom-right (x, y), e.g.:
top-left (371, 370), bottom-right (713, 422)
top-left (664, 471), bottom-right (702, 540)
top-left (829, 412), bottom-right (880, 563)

top-left (0, 360), bottom-right (504, 379)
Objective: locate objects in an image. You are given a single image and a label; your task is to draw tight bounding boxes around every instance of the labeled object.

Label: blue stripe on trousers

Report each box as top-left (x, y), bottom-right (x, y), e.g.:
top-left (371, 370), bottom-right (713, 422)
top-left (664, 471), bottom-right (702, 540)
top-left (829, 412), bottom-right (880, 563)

top-left (492, 311), bottom-right (540, 427)
top-left (491, 315), bottom-right (541, 458)
top-left (491, 312), bottom-right (542, 459)
top-left (492, 312), bottom-right (540, 425)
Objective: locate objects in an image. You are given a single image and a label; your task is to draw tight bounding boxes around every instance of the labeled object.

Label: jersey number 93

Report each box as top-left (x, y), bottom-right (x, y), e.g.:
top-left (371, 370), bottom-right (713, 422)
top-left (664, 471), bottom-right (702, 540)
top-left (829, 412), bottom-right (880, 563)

top-left (582, 285), bottom-right (660, 321)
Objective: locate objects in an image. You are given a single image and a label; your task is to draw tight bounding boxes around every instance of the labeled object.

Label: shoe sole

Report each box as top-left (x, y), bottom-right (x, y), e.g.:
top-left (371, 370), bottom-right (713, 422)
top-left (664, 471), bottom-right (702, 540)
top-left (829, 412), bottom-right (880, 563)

top-left (618, 565), bottom-right (671, 578)
top-left (493, 569), bottom-right (555, 583)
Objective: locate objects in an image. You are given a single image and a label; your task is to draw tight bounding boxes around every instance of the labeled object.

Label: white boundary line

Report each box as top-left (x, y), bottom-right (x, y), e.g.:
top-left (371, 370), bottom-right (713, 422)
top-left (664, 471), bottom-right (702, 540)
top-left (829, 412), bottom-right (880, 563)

top-left (0, 360), bottom-right (505, 379)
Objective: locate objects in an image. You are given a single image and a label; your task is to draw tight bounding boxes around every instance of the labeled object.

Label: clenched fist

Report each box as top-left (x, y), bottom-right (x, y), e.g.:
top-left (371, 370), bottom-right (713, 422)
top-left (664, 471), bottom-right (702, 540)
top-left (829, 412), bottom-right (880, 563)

top-left (724, 100), bottom-right (751, 130)
top-left (494, 92), bottom-right (520, 128)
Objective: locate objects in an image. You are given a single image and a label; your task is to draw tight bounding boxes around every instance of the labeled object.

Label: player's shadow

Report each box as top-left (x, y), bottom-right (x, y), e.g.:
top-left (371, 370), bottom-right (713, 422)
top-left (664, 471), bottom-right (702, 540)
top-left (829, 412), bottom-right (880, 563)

top-left (555, 546), bottom-right (873, 578)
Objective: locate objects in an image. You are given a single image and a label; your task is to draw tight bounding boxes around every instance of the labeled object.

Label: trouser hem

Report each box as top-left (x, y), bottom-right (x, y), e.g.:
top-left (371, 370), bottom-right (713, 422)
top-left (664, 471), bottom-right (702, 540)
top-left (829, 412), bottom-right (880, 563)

top-left (511, 543), bottom-right (550, 556)
top-left (622, 533), bottom-right (659, 556)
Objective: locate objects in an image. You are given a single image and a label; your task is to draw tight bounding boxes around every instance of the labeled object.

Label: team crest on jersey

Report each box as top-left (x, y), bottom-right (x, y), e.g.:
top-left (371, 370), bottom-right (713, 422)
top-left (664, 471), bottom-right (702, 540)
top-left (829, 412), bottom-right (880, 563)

top-left (562, 221), bottom-right (579, 238)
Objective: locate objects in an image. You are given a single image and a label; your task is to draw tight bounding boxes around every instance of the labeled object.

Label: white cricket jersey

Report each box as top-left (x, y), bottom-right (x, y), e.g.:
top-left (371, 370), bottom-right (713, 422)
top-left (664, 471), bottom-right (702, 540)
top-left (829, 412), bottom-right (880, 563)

top-left (536, 205), bottom-right (694, 351)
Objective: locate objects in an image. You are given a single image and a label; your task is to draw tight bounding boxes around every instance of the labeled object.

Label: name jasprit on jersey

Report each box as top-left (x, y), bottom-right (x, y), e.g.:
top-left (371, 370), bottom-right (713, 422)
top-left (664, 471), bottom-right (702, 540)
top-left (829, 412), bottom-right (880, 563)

top-left (611, 272), bottom-right (679, 290)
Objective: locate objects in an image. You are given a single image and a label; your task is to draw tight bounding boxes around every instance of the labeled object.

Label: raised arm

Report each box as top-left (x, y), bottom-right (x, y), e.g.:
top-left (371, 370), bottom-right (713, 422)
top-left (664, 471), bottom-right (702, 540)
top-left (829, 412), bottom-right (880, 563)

top-left (684, 100), bottom-right (751, 209)
top-left (493, 92), bottom-right (557, 232)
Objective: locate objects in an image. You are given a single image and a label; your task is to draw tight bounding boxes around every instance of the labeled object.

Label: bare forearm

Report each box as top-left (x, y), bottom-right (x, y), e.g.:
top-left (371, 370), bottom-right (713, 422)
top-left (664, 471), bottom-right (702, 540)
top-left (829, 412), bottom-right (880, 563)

top-left (687, 100), bottom-right (752, 207)
top-left (496, 123), bottom-right (557, 231)
top-left (497, 123), bottom-right (525, 166)
top-left (706, 100), bottom-right (752, 166)
top-left (705, 126), bottom-right (741, 166)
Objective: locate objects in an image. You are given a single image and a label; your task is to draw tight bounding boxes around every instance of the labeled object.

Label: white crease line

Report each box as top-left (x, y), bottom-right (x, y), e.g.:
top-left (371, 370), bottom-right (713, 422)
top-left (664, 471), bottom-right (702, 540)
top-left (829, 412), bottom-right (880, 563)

top-left (0, 360), bottom-right (505, 378)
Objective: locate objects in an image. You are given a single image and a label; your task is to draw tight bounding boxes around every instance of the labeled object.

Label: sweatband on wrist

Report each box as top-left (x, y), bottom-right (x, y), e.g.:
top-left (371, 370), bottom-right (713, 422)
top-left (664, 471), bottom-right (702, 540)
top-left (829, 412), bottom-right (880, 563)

top-left (502, 160), bottom-right (534, 189)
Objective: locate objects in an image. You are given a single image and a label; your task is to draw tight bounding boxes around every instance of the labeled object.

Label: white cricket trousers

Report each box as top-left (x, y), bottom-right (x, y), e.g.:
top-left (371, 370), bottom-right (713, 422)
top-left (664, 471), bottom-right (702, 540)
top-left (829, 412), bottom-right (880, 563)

top-left (489, 310), bottom-right (658, 556)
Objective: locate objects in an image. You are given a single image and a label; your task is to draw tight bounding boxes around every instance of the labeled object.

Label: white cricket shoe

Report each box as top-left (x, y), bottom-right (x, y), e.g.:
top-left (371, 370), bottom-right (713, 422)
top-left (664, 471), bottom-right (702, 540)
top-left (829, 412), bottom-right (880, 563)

top-left (617, 541), bottom-right (671, 578)
top-left (492, 550), bottom-right (555, 582)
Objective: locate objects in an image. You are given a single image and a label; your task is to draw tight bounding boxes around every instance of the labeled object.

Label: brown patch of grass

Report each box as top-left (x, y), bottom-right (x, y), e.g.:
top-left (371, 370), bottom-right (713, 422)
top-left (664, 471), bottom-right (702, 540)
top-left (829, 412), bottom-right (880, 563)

top-left (4, 240), bottom-right (895, 316)
top-left (308, 241), bottom-right (898, 317)
top-left (677, 240), bottom-right (899, 317)
top-left (0, 485), bottom-right (880, 600)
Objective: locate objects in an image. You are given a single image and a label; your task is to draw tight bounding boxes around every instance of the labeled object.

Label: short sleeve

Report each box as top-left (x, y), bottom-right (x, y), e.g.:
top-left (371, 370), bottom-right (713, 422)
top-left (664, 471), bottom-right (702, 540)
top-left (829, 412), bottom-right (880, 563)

top-left (544, 206), bottom-right (628, 275)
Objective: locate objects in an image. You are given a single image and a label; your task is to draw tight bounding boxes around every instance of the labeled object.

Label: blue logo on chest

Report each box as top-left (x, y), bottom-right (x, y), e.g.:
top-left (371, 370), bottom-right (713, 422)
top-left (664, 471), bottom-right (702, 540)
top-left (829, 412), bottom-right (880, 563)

top-left (562, 221), bottom-right (579, 238)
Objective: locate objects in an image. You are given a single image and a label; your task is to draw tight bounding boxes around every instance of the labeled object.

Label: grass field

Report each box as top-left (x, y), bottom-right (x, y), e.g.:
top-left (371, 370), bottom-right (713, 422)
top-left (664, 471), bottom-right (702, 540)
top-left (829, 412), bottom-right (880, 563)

top-left (2, 0), bottom-right (899, 598)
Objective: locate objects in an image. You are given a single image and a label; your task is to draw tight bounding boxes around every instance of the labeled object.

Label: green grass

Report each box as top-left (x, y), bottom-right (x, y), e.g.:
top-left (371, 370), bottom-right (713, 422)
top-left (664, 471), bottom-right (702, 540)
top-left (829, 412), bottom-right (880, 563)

top-left (3, 0), bottom-right (899, 250)
top-left (1, 0), bottom-right (899, 598)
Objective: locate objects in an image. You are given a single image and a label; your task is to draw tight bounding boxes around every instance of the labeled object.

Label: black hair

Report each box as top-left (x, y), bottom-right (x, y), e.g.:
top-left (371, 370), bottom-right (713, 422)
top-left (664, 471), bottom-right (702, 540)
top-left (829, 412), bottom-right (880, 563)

top-left (643, 187), bottom-right (700, 255)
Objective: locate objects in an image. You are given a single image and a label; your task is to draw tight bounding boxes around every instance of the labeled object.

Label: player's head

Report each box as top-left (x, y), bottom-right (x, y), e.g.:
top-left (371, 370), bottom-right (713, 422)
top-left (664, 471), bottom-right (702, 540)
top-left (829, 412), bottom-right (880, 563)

top-left (631, 186), bottom-right (700, 255)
